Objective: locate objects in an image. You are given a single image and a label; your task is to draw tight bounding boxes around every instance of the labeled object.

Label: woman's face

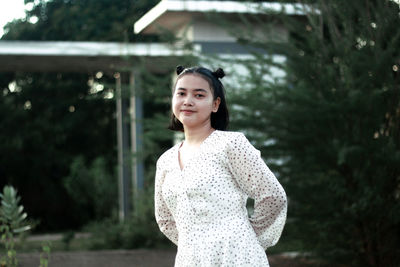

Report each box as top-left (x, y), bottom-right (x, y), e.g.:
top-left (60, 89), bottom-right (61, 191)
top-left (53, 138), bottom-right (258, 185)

top-left (172, 74), bottom-right (220, 130)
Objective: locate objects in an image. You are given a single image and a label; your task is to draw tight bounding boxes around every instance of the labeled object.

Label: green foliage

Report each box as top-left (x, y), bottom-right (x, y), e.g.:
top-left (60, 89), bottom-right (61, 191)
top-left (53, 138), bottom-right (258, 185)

top-left (64, 156), bottom-right (117, 222)
top-left (84, 188), bottom-right (171, 250)
top-left (228, 0), bottom-right (400, 266)
top-left (39, 242), bottom-right (51, 267)
top-left (0, 186), bottom-right (31, 234)
top-left (231, 1), bottom-right (400, 266)
top-left (3, 0), bottom-right (159, 42)
top-left (281, 3), bottom-right (400, 265)
top-left (0, 185), bottom-right (31, 267)
top-left (0, 72), bottom-right (117, 231)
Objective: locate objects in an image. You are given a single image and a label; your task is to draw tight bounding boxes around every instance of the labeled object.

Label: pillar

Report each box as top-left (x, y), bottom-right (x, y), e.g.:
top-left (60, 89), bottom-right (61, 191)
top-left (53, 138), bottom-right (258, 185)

top-left (115, 72), bottom-right (132, 221)
top-left (129, 70), bottom-right (144, 199)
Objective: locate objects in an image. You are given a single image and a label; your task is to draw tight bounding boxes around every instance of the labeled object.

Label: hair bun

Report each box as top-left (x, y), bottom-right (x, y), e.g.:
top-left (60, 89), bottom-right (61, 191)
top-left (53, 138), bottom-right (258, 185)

top-left (176, 65), bottom-right (185, 75)
top-left (213, 68), bottom-right (225, 79)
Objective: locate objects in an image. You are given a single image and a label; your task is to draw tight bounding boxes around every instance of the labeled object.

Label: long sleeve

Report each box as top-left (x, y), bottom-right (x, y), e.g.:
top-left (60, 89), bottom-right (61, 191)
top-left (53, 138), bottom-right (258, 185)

top-left (227, 133), bottom-right (287, 249)
top-left (154, 159), bottom-right (179, 245)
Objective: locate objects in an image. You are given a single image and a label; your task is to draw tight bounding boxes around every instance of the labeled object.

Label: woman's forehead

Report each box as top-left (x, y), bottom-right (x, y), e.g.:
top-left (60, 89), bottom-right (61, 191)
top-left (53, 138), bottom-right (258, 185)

top-left (175, 74), bottom-right (212, 91)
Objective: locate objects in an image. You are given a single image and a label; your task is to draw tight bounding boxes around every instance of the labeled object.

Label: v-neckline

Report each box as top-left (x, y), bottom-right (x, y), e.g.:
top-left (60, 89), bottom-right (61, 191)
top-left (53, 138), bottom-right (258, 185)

top-left (177, 130), bottom-right (218, 172)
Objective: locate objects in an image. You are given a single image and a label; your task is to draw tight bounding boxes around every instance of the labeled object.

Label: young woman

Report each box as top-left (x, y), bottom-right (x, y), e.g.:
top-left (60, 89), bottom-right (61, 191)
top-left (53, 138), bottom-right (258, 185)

top-left (155, 66), bottom-right (287, 266)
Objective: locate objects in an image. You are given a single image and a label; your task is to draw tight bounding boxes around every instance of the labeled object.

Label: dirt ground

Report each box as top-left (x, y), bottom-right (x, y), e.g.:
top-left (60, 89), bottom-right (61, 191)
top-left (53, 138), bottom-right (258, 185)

top-left (17, 249), bottom-right (330, 267)
top-left (18, 249), bottom-right (176, 267)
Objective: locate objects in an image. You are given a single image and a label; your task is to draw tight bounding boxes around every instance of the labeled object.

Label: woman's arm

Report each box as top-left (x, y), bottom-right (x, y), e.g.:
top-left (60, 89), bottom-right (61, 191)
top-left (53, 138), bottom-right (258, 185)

top-left (227, 133), bottom-right (287, 249)
top-left (154, 159), bottom-right (179, 245)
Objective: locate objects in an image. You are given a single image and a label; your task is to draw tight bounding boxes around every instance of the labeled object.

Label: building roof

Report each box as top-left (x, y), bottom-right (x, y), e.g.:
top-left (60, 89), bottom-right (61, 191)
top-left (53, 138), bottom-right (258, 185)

top-left (134, 0), bottom-right (306, 34)
top-left (0, 41), bottom-right (192, 73)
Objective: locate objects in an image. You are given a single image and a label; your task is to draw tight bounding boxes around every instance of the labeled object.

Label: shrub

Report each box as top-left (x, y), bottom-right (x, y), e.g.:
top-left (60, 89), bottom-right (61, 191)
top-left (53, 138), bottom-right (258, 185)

top-left (0, 185), bottom-right (31, 267)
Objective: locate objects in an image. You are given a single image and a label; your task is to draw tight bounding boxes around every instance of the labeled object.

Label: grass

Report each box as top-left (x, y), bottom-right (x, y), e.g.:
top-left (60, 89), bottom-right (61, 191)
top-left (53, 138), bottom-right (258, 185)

top-left (0, 233), bottom-right (91, 254)
top-left (4, 229), bottom-right (305, 254)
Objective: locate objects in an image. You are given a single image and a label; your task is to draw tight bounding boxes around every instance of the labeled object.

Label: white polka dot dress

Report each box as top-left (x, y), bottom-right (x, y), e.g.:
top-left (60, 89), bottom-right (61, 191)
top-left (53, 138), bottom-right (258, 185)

top-left (155, 130), bottom-right (287, 267)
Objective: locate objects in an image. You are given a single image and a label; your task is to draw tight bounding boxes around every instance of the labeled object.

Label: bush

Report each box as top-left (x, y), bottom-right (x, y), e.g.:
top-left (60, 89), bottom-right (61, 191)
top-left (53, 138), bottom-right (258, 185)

top-left (0, 185), bottom-right (31, 267)
top-left (84, 188), bottom-right (172, 250)
top-left (63, 156), bottom-right (118, 224)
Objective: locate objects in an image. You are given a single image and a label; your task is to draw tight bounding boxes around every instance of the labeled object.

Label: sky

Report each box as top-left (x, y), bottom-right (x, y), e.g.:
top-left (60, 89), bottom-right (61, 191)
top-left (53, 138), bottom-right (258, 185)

top-left (0, 0), bottom-right (28, 37)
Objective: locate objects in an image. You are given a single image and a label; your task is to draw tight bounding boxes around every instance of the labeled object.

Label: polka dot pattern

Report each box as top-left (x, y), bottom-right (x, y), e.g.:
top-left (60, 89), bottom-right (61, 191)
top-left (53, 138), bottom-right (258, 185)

top-left (155, 130), bottom-right (287, 267)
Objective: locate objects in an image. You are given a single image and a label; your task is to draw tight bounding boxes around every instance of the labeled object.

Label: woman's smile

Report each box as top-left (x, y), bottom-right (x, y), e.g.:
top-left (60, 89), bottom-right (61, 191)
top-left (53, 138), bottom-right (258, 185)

top-left (181, 109), bottom-right (196, 115)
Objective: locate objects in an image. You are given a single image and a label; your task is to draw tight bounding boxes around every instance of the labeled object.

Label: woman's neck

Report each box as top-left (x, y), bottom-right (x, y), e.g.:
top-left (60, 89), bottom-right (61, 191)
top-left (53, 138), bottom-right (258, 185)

top-left (183, 125), bottom-right (215, 147)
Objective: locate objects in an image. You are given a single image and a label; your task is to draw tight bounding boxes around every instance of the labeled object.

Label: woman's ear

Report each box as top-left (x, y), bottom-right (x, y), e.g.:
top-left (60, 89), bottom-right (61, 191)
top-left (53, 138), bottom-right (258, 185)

top-left (213, 97), bottom-right (221, 113)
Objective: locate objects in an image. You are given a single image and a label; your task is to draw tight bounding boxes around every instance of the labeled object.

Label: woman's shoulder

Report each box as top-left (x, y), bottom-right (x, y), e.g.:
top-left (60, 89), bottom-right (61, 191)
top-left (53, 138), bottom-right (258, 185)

top-left (215, 130), bottom-right (247, 142)
top-left (215, 130), bottom-right (258, 153)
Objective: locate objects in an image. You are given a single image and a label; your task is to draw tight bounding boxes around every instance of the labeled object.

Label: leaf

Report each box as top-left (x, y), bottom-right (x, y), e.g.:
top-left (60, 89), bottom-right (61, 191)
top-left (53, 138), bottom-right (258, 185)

top-left (13, 225), bottom-right (31, 233)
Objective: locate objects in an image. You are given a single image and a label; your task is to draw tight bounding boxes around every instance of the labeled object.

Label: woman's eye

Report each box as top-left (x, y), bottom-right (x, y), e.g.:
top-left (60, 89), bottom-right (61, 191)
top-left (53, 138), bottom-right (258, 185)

top-left (177, 92), bottom-right (185, 96)
top-left (195, 94), bottom-right (204, 98)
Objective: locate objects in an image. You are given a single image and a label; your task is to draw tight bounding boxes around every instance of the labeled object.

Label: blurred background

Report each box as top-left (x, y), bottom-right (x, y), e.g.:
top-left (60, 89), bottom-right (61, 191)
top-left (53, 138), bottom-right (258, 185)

top-left (0, 0), bottom-right (399, 266)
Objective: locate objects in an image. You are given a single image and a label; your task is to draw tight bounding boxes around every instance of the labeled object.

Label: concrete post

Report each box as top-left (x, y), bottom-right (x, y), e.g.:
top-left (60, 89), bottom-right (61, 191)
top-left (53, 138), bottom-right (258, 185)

top-left (129, 70), bottom-right (144, 200)
top-left (115, 72), bottom-right (132, 221)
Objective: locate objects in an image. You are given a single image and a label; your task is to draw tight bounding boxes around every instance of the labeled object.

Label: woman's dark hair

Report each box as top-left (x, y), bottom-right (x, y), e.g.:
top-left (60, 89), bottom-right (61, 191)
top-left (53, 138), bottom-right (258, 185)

top-left (168, 65), bottom-right (229, 131)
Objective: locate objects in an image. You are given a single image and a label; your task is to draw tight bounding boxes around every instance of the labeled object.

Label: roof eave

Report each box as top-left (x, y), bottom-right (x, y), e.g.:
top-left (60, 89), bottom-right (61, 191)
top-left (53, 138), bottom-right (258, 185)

top-left (133, 0), bottom-right (309, 35)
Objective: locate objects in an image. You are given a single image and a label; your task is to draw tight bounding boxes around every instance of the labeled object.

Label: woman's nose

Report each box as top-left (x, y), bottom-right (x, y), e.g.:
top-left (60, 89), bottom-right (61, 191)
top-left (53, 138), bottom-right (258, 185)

top-left (183, 96), bottom-right (193, 106)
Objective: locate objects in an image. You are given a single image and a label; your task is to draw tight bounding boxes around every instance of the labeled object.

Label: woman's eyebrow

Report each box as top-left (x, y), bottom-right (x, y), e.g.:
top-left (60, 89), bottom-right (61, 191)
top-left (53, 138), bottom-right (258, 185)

top-left (177, 88), bottom-right (208, 93)
top-left (193, 88), bottom-right (208, 93)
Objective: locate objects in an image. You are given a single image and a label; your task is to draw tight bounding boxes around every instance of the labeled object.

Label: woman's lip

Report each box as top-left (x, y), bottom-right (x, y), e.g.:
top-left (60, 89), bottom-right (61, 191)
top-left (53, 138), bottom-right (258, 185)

top-left (181, 110), bottom-right (195, 114)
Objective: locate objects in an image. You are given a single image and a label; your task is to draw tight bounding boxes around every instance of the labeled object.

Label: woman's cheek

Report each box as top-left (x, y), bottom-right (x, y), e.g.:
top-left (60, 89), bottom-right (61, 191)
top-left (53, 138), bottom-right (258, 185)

top-left (172, 97), bottom-right (180, 117)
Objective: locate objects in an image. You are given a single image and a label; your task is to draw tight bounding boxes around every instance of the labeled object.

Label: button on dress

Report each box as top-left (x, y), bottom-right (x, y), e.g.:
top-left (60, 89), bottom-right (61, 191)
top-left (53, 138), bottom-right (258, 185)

top-left (155, 130), bottom-right (287, 267)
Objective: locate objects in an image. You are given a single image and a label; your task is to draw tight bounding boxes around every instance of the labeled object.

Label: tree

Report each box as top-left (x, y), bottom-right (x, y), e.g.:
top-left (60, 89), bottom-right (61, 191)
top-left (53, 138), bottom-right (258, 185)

top-left (2, 0), bottom-right (159, 42)
top-left (0, 0), bottom-right (162, 231)
top-left (0, 72), bottom-right (119, 230)
top-left (228, 0), bottom-right (400, 266)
